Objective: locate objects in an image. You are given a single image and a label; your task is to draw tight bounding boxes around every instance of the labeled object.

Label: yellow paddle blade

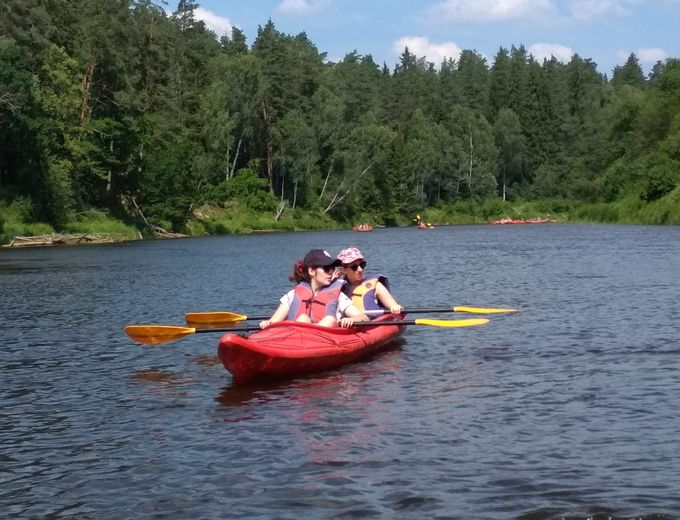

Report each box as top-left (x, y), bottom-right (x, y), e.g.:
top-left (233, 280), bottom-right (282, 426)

top-left (185, 311), bottom-right (247, 326)
top-left (124, 325), bottom-right (197, 345)
top-left (413, 318), bottom-right (489, 327)
top-left (453, 306), bottom-right (518, 314)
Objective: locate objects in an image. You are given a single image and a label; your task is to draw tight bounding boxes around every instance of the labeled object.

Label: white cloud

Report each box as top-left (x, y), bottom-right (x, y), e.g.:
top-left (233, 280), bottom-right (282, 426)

top-left (636, 47), bottom-right (669, 64)
top-left (528, 43), bottom-right (574, 63)
top-left (567, 0), bottom-right (629, 21)
top-left (392, 36), bottom-right (462, 66)
top-left (195, 7), bottom-right (233, 36)
top-left (277, 0), bottom-right (329, 15)
top-left (613, 47), bottom-right (668, 73)
top-left (617, 47), bottom-right (669, 67)
top-left (426, 0), bottom-right (558, 23)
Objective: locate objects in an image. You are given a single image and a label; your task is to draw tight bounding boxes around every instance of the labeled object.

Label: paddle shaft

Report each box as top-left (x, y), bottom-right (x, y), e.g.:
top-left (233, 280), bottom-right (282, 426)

top-left (125, 317), bottom-right (489, 345)
top-left (366, 308), bottom-right (459, 315)
top-left (195, 324), bottom-right (261, 334)
top-left (205, 317), bottom-right (490, 330)
top-left (368, 306), bottom-right (517, 315)
top-left (210, 318), bottom-right (489, 330)
top-left (185, 306), bottom-right (516, 326)
top-left (194, 320), bottom-right (419, 334)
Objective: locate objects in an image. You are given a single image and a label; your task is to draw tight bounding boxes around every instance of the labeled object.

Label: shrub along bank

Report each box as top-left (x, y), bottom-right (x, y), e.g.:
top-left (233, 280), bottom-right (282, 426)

top-left (3, 191), bottom-right (679, 247)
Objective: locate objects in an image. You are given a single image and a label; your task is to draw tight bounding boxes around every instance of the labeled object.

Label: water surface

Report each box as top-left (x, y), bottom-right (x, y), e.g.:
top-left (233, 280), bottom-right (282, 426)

top-left (1, 224), bottom-right (679, 519)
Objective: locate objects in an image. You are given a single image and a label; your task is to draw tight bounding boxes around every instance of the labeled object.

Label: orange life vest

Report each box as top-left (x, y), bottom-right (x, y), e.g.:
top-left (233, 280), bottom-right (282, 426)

top-left (287, 279), bottom-right (344, 322)
top-left (346, 275), bottom-right (389, 315)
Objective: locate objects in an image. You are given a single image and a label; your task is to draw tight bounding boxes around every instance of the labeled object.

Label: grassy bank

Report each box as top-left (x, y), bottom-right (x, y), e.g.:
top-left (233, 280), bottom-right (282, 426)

top-left (416, 191), bottom-right (680, 226)
top-left (185, 204), bottom-right (344, 235)
top-left (2, 194), bottom-right (679, 246)
top-left (570, 188), bottom-right (680, 225)
top-left (414, 198), bottom-right (572, 226)
top-left (0, 200), bottom-right (140, 245)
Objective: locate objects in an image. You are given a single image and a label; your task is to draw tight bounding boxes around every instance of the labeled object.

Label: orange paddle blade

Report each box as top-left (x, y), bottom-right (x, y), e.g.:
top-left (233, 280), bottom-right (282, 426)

top-left (124, 325), bottom-right (197, 345)
top-left (185, 311), bottom-right (248, 326)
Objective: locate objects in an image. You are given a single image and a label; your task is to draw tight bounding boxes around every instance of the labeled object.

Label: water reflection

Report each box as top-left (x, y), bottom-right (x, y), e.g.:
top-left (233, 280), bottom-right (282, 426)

top-left (213, 347), bottom-right (408, 498)
top-left (130, 368), bottom-right (184, 384)
top-left (214, 342), bottom-right (404, 407)
top-left (212, 344), bottom-right (405, 437)
top-left (193, 354), bottom-right (221, 366)
top-left (129, 368), bottom-right (195, 398)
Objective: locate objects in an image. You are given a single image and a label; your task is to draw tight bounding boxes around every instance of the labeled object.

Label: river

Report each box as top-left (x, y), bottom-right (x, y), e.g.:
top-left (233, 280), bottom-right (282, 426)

top-left (1, 224), bottom-right (679, 519)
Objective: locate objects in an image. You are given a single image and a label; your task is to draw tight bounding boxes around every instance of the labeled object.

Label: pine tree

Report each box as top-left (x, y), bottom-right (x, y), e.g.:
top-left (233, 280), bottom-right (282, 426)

top-left (488, 47), bottom-right (512, 119)
top-left (611, 53), bottom-right (646, 89)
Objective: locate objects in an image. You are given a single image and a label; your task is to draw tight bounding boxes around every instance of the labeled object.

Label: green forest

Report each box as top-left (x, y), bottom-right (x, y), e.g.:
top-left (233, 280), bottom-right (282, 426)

top-left (2, 0), bottom-right (680, 244)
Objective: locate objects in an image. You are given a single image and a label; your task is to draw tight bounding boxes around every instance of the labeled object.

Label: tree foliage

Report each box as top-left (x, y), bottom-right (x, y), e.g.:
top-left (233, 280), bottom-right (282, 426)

top-left (1, 1), bottom-right (679, 231)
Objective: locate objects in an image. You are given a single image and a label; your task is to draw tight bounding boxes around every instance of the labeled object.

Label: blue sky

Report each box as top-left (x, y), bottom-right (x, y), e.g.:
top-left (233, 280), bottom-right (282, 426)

top-left (189, 0), bottom-right (679, 76)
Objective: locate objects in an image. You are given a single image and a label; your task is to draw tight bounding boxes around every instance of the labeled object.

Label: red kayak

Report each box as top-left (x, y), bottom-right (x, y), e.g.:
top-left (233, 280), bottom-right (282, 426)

top-left (217, 314), bottom-right (406, 384)
top-left (352, 224), bottom-right (374, 232)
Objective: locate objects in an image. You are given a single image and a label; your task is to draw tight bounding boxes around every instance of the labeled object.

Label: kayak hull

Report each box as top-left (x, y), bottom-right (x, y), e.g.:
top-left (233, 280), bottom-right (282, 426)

top-left (217, 315), bottom-right (405, 384)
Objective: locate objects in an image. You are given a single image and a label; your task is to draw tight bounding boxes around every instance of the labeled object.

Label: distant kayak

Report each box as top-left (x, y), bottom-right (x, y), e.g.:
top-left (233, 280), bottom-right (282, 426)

top-left (352, 224), bottom-right (373, 231)
top-left (489, 217), bottom-right (558, 225)
top-left (218, 314), bottom-right (405, 384)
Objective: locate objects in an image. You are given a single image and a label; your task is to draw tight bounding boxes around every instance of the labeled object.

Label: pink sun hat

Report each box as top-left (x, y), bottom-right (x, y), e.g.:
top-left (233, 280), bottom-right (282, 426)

top-left (337, 247), bottom-right (365, 265)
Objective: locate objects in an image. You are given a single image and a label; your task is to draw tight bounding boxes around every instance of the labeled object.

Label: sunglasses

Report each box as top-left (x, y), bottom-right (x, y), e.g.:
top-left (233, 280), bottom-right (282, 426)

top-left (344, 260), bottom-right (366, 271)
top-left (315, 265), bottom-right (336, 273)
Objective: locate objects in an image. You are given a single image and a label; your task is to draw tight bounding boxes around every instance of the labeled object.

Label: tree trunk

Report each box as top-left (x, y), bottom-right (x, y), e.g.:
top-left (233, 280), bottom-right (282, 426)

top-left (229, 136), bottom-right (242, 180)
top-left (323, 191), bottom-right (347, 214)
top-left (322, 164), bottom-right (370, 214)
top-left (106, 139), bottom-right (113, 192)
top-left (261, 100), bottom-right (274, 193)
top-left (319, 157), bottom-right (334, 200)
top-left (80, 51), bottom-right (97, 124)
top-left (292, 178), bottom-right (298, 210)
top-left (455, 159), bottom-right (462, 194)
top-left (274, 166), bottom-right (285, 221)
top-left (468, 127), bottom-right (473, 189)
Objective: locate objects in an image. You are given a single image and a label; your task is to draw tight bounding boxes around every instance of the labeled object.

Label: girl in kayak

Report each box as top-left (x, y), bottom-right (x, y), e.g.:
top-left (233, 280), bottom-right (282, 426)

top-left (259, 249), bottom-right (369, 329)
top-left (336, 247), bottom-right (403, 317)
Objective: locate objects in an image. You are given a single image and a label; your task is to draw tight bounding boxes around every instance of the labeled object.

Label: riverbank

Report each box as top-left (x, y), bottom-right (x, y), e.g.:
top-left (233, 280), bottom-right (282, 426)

top-left (2, 194), bottom-right (679, 247)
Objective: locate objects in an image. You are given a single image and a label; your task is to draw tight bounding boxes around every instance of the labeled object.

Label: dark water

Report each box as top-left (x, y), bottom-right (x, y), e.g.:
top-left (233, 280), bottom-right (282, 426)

top-left (2, 224), bottom-right (680, 519)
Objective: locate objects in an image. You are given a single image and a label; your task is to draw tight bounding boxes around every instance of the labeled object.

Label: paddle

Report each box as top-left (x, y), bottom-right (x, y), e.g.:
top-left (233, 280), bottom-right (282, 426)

top-left (369, 306), bottom-right (517, 315)
top-left (185, 306), bottom-right (516, 326)
top-left (185, 311), bottom-right (268, 326)
top-left (125, 318), bottom-right (490, 345)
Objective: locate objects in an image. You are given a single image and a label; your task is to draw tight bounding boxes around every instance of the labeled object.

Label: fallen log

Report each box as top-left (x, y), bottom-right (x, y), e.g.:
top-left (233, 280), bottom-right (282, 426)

top-left (2, 233), bottom-right (117, 248)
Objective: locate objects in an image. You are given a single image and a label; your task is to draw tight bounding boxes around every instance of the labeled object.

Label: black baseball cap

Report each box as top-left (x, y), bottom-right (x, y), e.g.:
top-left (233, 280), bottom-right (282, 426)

top-left (303, 249), bottom-right (341, 268)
